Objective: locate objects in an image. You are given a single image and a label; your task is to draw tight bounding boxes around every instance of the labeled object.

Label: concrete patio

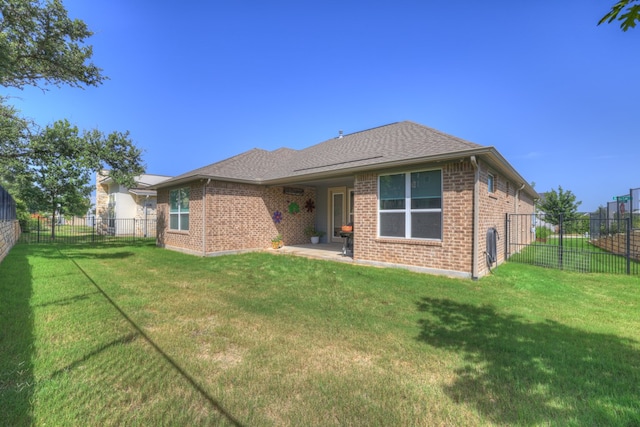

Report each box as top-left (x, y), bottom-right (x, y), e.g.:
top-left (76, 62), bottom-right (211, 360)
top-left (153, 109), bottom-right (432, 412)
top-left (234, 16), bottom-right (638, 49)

top-left (272, 242), bottom-right (353, 263)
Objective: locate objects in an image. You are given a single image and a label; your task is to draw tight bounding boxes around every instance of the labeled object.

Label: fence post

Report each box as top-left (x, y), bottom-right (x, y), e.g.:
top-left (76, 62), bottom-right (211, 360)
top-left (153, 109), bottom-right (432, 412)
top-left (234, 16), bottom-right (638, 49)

top-left (37, 217), bottom-right (40, 243)
top-left (505, 213), bottom-right (510, 260)
top-left (626, 216), bottom-right (631, 275)
top-left (558, 214), bottom-right (564, 270)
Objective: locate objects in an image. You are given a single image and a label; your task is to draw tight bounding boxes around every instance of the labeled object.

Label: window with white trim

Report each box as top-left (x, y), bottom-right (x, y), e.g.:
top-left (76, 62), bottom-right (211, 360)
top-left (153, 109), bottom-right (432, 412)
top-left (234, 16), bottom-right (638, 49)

top-left (488, 173), bottom-right (495, 193)
top-left (378, 170), bottom-right (442, 239)
top-left (169, 187), bottom-right (190, 231)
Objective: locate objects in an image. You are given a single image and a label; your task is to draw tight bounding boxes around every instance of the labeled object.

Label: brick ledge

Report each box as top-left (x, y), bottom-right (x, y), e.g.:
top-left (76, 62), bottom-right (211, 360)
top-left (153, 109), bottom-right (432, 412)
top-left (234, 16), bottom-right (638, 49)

top-left (374, 238), bottom-right (443, 247)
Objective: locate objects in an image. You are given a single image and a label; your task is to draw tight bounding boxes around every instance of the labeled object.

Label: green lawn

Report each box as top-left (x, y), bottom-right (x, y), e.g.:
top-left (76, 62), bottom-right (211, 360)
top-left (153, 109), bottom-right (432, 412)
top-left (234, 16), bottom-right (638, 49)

top-left (509, 237), bottom-right (640, 274)
top-left (1, 242), bottom-right (639, 426)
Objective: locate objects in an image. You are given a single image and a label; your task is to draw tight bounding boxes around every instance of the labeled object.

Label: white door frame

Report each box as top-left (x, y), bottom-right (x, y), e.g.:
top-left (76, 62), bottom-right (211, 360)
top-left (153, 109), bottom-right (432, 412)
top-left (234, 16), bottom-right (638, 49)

top-left (328, 187), bottom-right (354, 243)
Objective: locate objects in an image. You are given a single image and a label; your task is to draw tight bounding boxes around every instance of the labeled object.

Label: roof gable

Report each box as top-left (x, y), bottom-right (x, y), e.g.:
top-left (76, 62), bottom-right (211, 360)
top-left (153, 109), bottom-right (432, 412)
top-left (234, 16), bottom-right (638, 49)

top-left (155, 121), bottom-right (535, 200)
top-left (168, 147), bottom-right (299, 183)
top-left (270, 121), bottom-right (483, 179)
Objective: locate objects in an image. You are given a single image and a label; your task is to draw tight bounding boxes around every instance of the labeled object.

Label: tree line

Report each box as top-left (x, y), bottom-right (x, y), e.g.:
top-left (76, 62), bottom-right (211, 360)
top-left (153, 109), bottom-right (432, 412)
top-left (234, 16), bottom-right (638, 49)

top-left (0, 0), bottom-right (144, 238)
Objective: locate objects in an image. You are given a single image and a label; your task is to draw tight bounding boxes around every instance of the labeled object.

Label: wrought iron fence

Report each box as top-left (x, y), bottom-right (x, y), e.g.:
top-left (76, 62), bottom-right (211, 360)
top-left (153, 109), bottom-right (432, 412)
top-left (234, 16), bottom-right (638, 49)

top-left (19, 216), bottom-right (157, 244)
top-left (506, 213), bottom-right (639, 275)
top-left (0, 185), bottom-right (17, 221)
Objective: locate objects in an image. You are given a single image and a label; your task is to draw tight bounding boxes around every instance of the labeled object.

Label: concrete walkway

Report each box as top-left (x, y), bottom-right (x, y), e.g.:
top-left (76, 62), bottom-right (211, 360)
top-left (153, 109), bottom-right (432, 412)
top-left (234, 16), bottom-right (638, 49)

top-left (272, 242), bottom-right (354, 263)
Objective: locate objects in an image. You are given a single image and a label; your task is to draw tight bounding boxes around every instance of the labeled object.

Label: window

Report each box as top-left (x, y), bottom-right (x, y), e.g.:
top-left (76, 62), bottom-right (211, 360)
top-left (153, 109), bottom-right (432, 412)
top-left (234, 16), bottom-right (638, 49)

top-left (108, 194), bottom-right (116, 228)
top-left (488, 173), bottom-right (495, 193)
top-left (169, 187), bottom-right (190, 231)
top-left (378, 170), bottom-right (442, 240)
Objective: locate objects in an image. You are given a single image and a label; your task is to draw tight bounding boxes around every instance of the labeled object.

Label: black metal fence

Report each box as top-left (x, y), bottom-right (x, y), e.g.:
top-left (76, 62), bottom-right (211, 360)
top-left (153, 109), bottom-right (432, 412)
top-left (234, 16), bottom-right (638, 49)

top-left (19, 216), bottom-right (157, 244)
top-left (506, 213), bottom-right (639, 275)
top-left (0, 185), bottom-right (17, 221)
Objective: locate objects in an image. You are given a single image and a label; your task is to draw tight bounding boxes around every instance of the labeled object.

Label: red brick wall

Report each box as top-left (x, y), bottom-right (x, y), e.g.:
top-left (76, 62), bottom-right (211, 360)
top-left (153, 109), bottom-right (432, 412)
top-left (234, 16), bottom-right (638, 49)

top-left (354, 159), bottom-right (535, 277)
top-left (0, 220), bottom-right (20, 265)
top-left (157, 180), bottom-right (316, 255)
top-left (354, 162), bottom-right (475, 276)
top-left (157, 161), bottom-right (535, 277)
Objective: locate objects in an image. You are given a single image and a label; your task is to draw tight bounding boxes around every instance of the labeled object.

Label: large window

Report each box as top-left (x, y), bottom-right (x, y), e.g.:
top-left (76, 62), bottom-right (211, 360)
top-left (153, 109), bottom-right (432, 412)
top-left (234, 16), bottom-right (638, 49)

top-left (379, 170), bottom-right (442, 239)
top-left (169, 187), bottom-right (190, 231)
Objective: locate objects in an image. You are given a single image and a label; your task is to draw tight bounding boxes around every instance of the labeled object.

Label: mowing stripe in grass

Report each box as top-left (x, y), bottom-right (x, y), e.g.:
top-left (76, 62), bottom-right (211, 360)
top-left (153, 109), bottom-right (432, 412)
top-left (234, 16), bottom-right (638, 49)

top-left (57, 248), bottom-right (246, 427)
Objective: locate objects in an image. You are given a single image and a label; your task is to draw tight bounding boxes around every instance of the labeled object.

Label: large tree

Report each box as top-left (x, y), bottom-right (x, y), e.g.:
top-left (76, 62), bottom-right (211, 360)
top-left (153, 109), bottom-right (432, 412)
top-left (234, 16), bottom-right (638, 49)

top-left (600, 0), bottom-right (640, 31)
top-left (0, 0), bottom-right (105, 89)
top-left (0, 0), bottom-right (107, 163)
top-left (9, 119), bottom-right (144, 238)
top-left (537, 186), bottom-right (582, 226)
top-left (0, 0), bottom-right (145, 225)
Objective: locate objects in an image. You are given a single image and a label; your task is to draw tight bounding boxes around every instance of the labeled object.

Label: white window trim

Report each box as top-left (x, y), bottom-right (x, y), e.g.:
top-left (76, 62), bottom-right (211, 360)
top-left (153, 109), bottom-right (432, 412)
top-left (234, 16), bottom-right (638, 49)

top-left (488, 173), bottom-right (496, 193)
top-left (378, 169), bottom-right (443, 240)
top-left (169, 187), bottom-right (190, 231)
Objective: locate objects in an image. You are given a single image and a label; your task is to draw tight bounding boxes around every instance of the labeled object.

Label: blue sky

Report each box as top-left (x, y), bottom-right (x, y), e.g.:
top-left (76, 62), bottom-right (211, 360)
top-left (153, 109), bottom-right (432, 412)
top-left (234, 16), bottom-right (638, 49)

top-left (5, 1), bottom-right (639, 211)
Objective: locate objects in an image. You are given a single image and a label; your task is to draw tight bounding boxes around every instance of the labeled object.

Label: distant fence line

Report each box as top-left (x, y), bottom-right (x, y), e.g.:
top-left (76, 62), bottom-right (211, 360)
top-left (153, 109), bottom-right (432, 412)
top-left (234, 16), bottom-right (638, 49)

top-left (604, 187), bottom-right (639, 219)
top-left (20, 216), bottom-right (157, 244)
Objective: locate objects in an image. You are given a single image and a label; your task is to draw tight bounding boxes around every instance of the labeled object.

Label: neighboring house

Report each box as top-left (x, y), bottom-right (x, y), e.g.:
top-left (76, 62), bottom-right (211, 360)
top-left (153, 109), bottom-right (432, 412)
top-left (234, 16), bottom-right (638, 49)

top-left (96, 172), bottom-right (171, 236)
top-left (153, 121), bottom-right (538, 278)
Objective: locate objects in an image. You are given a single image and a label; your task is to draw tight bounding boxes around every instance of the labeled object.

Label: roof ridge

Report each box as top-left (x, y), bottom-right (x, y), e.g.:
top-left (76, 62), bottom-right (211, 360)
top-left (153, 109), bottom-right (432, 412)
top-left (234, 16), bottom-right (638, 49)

top-left (338, 121), bottom-right (401, 139)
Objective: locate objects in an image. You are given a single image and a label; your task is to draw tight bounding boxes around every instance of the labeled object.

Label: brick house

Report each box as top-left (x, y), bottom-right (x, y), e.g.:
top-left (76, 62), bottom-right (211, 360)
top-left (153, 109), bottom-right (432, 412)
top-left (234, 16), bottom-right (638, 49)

top-left (96, 171), bottom-right (171, 236)
top-left (154, 121), bottom-right (537, 278)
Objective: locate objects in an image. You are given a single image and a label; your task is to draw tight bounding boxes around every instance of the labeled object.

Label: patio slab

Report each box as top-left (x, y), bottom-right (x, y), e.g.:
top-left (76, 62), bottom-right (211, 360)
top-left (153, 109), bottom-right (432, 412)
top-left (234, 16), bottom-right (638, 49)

top-left (272, 242), bottom-right (353, 263)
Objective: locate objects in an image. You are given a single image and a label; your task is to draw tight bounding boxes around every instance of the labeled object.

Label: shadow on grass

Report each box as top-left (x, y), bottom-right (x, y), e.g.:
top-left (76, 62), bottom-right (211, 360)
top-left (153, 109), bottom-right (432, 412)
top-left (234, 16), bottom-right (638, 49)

top-left (416, 297), bottom-right (640, 425)
top-left (12, 242), bottom-right (141, 261)
top-left (0, 245), bottom-right (35, 426)
top-left (49, 333), bottom-right (139, 378)
top-left (65, 254), bottom-right (246, 427)
top-left (31, 291), bottom-right (101, 309)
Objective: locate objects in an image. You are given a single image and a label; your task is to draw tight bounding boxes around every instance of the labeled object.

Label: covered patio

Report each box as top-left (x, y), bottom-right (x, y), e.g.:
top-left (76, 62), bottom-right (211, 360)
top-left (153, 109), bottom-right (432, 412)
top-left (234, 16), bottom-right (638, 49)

top-left (273, 242), bottom-right (353, 263)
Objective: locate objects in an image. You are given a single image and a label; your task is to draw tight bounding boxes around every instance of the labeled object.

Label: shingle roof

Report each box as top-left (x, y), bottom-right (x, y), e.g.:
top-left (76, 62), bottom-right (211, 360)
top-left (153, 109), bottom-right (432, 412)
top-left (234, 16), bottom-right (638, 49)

top-left (158, 121), bottom-right (490, 187)
top-left (276, 121), bottom-right (483, 179)
top-left (167, 147), bottom-right (298, 183)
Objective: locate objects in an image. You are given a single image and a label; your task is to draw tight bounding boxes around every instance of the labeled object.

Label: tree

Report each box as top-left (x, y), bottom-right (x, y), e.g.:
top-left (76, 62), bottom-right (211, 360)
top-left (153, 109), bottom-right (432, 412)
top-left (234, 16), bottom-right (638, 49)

top-left (0, 0), bottom-right (106, 163)
top-left (537, 186), bottom-right (582, 226)
top-left (8, 119), bottom-right (145, 239)
top-left (0, 0), bottom-right (146, 223)
top-left (599, 0), bottom-right (640, 31)
top-left (0, 0), bottom-right (105, 89)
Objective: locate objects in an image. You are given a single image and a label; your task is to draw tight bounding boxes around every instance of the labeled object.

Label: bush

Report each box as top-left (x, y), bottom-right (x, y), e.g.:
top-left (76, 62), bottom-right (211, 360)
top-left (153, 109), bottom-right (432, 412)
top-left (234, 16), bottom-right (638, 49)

top-left (536, 226), bottom-right (552, 240)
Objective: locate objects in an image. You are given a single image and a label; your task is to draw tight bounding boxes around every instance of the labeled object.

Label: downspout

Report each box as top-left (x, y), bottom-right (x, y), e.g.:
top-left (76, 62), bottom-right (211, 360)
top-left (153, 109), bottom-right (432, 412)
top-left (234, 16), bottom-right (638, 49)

top-left (144, 195), bottom-right (149, 237)
top-left (470, 156), bottom-right (479, 280)
top-left (514, 182), bottom-right (525, 249)
top-left (202, 179), bottom-right (210, 256)
top-left (515, 183), bottom-right (525, 215)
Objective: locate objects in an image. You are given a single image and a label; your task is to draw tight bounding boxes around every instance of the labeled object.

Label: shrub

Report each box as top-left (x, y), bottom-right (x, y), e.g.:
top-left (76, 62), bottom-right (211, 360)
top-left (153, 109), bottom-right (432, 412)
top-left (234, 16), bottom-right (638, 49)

top-left (536, 226), bottom-right (552, 240)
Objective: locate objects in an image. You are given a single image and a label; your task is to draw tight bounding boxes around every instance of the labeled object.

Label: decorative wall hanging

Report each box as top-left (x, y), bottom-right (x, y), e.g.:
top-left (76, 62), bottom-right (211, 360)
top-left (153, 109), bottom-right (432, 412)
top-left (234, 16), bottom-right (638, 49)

top-left (288, 201), bottom-right (300, 215)
top-left (272, 210), bottom-right (283, 223)
top-left (305, 199), bottom-right (315, 212)
top-left (283, 187), bottom-right (304, 196)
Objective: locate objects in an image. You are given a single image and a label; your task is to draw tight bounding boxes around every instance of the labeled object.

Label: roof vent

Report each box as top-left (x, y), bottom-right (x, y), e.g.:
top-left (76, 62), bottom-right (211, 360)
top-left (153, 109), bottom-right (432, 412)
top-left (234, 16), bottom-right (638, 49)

top-left (338, 130), bottom-right (343, 139)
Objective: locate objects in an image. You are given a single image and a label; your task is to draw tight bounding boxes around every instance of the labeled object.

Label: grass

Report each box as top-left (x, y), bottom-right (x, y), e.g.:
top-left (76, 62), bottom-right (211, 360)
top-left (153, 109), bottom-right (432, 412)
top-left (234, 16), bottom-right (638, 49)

top-left (1, 242), bottom-right (639, 426)
top-left (509, 237), bottom-right (640, 274)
